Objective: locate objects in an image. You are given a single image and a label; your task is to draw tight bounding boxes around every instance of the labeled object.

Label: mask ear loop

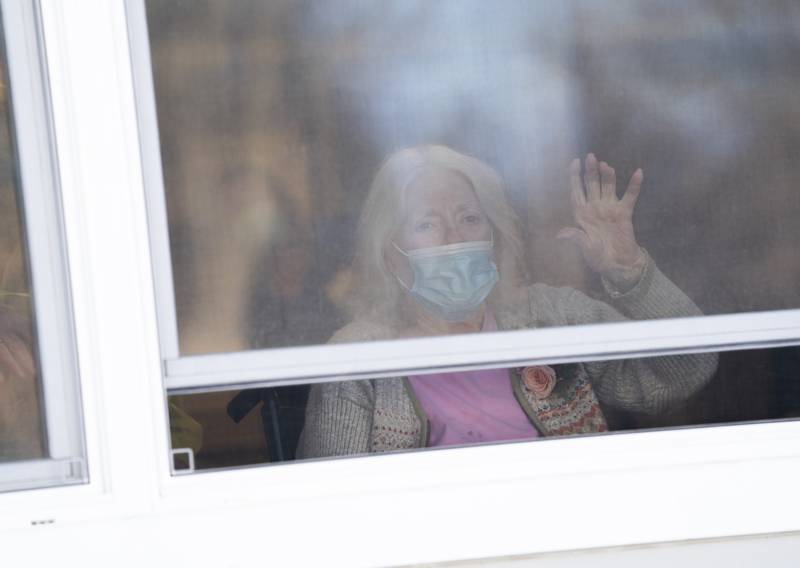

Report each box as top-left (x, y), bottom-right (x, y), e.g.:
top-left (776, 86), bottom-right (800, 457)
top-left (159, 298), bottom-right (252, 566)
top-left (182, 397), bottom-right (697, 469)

top-left (392, 241), bottom-right (410, 257)
top-left (390, 241), bottom-right (413, 290)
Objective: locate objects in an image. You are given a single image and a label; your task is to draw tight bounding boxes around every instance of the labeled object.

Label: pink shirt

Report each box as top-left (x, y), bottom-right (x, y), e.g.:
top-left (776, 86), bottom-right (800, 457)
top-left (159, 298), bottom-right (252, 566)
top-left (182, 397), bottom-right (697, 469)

top-left (408, 312), bottom-right (540, 447)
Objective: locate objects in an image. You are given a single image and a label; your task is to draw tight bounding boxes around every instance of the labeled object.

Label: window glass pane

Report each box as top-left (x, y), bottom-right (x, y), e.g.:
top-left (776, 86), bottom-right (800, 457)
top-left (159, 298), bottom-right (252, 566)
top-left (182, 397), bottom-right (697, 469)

top-left (0, 29), bottom-right (43, 463)
top-left (168, 345), bottom-right (800, 471)
top-left (146, 2), bottom-right (800, 356)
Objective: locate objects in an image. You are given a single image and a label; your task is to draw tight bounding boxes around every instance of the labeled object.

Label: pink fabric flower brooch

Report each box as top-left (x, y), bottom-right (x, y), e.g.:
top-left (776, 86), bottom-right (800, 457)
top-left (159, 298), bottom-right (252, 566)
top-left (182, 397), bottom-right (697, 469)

top-left (520, 365), bottom-right (558, 400)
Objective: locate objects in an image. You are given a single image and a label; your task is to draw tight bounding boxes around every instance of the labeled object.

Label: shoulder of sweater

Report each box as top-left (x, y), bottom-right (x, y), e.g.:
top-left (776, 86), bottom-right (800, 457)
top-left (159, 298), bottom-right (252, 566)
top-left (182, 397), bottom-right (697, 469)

top-left (494, 283), bottom-right (581, 329)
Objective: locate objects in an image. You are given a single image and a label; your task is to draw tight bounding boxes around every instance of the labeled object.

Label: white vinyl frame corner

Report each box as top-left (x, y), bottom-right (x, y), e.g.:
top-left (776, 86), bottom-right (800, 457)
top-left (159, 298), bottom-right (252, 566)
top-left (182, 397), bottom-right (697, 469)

top-left (2, 0), bottom-right (798, 565)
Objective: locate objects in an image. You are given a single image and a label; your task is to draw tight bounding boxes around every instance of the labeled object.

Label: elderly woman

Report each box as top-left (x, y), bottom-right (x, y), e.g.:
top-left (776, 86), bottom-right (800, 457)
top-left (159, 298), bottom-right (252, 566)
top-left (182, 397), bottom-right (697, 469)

top-left (299, 145), bottom-right (716, 457)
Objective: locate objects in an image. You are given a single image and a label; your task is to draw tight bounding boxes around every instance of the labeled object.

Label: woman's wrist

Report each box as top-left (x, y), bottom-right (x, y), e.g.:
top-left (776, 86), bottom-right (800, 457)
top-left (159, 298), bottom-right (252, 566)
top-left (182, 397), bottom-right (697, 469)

top-left (602, 247), bottom-right (647, 293)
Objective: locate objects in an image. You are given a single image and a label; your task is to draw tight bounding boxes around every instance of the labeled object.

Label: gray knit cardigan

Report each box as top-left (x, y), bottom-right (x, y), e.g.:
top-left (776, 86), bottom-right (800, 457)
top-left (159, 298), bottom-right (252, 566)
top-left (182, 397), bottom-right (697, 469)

top-left (299, 255), bottom-right (718, 458)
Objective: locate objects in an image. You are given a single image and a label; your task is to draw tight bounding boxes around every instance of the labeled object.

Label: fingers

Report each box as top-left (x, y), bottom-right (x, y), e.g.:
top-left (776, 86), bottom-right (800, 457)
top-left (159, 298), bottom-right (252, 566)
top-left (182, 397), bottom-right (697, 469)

top-left (583, 153), bottom-right (601, 201)
top-left (621, 168), bottom-right (644, 210)
top-left (571, 153), bottom-right (638, 206)
top-left (556, 226), bottom-right (591, 254)
top-left (568, 158), bottom-right (586, 208)
top-left (599, 161), bottom-right (616, 201)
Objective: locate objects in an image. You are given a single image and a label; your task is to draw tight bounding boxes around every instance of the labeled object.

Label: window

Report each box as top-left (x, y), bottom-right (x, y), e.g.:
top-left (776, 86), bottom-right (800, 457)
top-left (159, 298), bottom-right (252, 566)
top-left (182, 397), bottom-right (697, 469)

top-left (0, 0), bottom-right (796, 564)
top-left (128, 0), bottom-right (800, 473)
top-left (0, 0), bottom-right (85, 492)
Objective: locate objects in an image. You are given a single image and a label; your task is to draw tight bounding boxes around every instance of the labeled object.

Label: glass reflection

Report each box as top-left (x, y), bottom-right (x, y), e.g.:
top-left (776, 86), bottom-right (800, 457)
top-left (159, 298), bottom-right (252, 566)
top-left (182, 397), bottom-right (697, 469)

top-left (147, 1), bottom-right (800, 354)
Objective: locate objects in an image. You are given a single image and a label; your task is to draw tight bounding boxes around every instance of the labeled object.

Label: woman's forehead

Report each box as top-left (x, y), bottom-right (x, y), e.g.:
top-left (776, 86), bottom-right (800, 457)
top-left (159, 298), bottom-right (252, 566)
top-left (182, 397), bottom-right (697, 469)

top-left (403, 168), bottom-right (480, 212)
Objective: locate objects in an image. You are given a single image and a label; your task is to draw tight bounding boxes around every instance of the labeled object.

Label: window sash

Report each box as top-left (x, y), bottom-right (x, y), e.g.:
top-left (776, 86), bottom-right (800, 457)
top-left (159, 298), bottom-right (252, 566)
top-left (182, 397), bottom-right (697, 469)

top-left (126, 0), bottom-right (800, 394)
top-left (125, 0), bottom-right (179, 360)
top-left (1, 0), bottom-right (84, 475)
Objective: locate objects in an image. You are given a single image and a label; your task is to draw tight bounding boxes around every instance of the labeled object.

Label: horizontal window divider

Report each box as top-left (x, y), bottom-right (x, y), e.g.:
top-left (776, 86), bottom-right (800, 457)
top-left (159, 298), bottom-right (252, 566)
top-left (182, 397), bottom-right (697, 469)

top-left (165, 308), bottom-right (800, 393)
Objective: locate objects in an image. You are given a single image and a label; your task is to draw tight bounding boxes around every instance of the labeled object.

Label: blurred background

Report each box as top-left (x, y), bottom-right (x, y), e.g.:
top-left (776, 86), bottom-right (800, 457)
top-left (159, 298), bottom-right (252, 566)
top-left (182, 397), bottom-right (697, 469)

top-left (144, 1), bottom-right (800, 468)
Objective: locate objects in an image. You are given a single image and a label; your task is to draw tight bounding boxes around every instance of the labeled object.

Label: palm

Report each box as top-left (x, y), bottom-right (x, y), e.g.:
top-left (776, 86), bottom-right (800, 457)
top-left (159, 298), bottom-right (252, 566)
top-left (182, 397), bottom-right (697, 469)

top-left (558, 154), bottom-right (644, 279)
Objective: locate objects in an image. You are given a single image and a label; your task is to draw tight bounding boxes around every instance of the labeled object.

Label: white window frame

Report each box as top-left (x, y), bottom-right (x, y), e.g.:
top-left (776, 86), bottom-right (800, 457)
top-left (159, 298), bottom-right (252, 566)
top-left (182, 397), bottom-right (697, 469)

top-left (1, 1), bottom-right (799, 565)
top-left (0, 0), bottom-right (85, 494)
top-left (0, 0), bottom-right (167, 532)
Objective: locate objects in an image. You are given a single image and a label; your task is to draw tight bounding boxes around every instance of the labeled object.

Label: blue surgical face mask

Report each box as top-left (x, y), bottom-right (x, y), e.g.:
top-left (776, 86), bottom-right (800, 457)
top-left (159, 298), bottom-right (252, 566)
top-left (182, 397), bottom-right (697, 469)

top-left (393, 238), bottom-right (499, 322)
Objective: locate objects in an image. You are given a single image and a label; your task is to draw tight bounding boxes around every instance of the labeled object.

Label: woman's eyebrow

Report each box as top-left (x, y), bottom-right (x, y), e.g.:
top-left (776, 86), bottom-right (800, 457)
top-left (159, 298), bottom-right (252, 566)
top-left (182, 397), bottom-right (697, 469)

top-left (453, 202), bottom-right (480, 213)
top-left (411, 208), bottom-right (439, 219)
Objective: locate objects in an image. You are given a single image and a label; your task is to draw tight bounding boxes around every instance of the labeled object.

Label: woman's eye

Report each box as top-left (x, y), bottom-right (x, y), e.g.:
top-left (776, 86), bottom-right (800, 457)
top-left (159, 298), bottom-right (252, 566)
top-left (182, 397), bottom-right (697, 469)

top-left (462, 214), bottom-right (482, 224)
top-left (415, 221), bottom-right (434, 232)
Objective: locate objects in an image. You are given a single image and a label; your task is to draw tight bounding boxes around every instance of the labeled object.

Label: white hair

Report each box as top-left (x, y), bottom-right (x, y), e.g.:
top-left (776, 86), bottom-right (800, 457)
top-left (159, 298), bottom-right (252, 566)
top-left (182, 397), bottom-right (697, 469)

top-left (348, 145), bottom-right (527, 325)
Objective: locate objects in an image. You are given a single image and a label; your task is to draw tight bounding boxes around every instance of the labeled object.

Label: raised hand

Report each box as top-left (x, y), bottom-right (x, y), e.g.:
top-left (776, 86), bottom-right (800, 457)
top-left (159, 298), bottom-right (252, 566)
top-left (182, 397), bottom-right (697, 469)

top-left (557, 153), bottom-right (647, 287)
